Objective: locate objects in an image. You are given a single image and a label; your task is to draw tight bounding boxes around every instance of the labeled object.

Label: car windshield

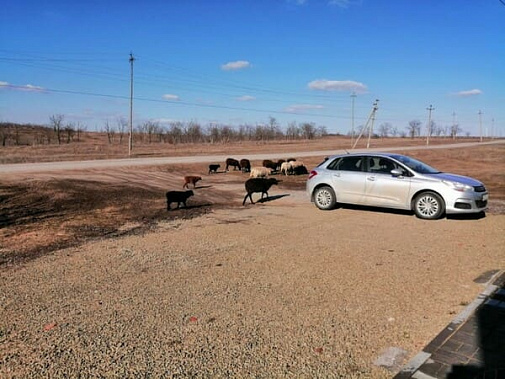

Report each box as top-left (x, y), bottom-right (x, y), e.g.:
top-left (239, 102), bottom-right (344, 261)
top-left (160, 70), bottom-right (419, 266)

top-left (390, 155), bottom-right (441, 174)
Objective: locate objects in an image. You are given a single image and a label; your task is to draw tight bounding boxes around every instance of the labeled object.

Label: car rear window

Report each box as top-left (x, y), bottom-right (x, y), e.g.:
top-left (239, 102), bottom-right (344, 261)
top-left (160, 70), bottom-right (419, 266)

top-left (327, 156), bottom-right (363, 171)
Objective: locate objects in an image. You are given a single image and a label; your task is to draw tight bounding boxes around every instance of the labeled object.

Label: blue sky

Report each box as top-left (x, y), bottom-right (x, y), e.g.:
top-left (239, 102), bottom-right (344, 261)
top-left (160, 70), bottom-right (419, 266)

top-left (1, 0), bottom-right (504, 136)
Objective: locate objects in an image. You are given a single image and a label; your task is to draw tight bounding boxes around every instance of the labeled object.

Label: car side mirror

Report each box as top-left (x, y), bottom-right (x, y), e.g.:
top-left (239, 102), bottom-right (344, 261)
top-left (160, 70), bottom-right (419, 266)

top-left (391, 169), bottom-right (403, 177)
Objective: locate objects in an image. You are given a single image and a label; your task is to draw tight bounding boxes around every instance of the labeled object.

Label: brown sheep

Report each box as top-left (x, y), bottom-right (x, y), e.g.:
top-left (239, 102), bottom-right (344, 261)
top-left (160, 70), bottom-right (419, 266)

top-left (183, 175), bottom-right (202, 189)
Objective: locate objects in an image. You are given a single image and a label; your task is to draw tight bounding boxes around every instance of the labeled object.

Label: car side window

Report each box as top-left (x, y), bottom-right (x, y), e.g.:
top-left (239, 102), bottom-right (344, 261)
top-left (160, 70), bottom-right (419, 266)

top-left (328, 156), bottom-right (363, 171)
top-left (368, 157), bottom-right (397, 174)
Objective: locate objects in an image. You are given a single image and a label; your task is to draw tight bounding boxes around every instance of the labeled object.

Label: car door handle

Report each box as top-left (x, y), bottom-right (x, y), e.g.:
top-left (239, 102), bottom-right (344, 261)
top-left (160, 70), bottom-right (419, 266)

top-left (367, 176), bottom-right (376, 181)
top-left (333, 173), bottom-right (341, 177)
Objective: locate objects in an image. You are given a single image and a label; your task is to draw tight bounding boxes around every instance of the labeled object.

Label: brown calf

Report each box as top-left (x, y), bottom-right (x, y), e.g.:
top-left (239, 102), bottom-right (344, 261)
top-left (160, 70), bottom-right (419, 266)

top-left (183, 175), bottom-right (202, 189)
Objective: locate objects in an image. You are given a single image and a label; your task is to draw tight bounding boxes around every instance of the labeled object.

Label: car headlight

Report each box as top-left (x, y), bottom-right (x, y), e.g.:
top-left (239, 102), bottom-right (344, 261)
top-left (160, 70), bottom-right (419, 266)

top-left (442, 180), bottom-right (473, 192)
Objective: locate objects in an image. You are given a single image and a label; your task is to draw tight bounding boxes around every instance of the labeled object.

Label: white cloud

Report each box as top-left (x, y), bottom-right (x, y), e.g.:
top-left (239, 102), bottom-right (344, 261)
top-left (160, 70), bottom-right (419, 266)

top-left (236, 95), bottom-right (256, 101)
top-left (308, 79), bottom-right (367, 93)
top-left (23, 84), bottom-right (45, 92)
top-left (0, 82), bottom-right (45, 92)
top-left (328, 0), bottom-right (362, 8)
top-left (221, 60), bottom-right (252, 71)
top-left (285, 104), bottom-right (325, 112)
top-left (454, 89), bottom-right (483, 97)
top-left (162, 94), bottom-right (180, 101)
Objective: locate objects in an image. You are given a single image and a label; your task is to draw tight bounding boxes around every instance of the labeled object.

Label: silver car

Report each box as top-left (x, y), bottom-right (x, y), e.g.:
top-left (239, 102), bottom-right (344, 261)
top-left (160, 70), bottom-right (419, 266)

top-left (306, 152), bottom-right (488, 220)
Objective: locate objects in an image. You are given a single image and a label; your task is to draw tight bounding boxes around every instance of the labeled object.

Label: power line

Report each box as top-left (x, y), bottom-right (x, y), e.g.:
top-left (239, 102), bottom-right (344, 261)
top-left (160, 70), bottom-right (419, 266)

top-left (4, 84), bottom-right (354, 120)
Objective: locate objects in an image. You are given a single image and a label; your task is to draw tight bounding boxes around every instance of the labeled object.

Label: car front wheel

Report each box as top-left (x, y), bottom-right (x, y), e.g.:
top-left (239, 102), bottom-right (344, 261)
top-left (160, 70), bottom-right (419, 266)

top-left (314, 186), bottom-right (336, 210)
top-left (413, 191), bottom-right (444, 220)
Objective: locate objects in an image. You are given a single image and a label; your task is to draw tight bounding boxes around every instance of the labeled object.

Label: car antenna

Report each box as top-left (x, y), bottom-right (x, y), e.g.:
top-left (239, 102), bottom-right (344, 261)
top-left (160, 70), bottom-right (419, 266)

top-left (344, 149), bottom-right (350, 154)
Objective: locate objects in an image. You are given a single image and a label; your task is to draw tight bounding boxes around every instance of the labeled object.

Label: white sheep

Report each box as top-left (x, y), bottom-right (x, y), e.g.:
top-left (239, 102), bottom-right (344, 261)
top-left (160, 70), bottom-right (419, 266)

top-left (250, 167), bottom-right (272, 178)
top-left (280, 161), bottom-right (292, 175)
top-left (280, 161), bottom-right (305, 175)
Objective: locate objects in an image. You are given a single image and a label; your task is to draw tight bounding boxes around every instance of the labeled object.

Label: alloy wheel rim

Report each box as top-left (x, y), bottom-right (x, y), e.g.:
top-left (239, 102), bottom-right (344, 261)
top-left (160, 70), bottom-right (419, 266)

top-left (317, 190), bottom-right (331, 207)
top-left (418, 195), bottom-right (439, 217)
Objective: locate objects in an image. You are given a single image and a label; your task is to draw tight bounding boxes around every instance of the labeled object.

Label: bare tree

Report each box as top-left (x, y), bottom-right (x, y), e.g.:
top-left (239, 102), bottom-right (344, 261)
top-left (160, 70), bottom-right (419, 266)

top-left (186, 121), bottom-right (203, 143)
top-left (285, 122), bottom-right (300, 140)
top-left (450, 123), bottom-right (462, 139)
top-left (116, 117), bottom-right (127, 144)
top-left (0, 124), bottom-right (11, 146)
top-left (378, 122), bottom-right (392, 139)
top-left (316, 125), bottom-right (328, 138)
top-left (64, 122), bottom-right (75, 143)
top-left (168, 122), bottom-right (183, 145)
top-left (49, 114), bottom-right (64, 145)
top-left (75, 122), bottom-right (86, 142)
top-left (300, 122), bottom-right (316, 140)
top-left (406, 120), bottom-right (422, 139)
top-left (103, 120), bottom-right (116, 144)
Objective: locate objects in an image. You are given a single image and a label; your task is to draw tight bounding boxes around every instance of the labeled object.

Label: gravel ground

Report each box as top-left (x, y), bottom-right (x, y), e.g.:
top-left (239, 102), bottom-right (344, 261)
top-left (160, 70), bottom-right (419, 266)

top-left (1, 193), bottom-right (504, 378)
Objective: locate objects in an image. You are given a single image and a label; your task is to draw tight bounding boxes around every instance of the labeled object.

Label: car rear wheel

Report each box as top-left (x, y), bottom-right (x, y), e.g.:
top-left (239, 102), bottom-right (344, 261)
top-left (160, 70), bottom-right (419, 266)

top-left (314, 186), bottom-right (336, 210)
top-left (413, 191), bottom-right (444, 220)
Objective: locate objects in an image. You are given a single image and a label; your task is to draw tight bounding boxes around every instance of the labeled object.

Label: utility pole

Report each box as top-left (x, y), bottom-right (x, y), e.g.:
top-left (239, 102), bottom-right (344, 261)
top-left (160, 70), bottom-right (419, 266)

top-left (426, 105), bottom-right (434, 145)
top-left (350, 92), bottom-right (356, 147)
top-left (478, 110), bottom-right (483, 142)
top-left (452, 111), bottom-right (456, 140)
top-left (367, 100), bottom-right (379, 149)
top-left (128, 52), bottom-right (135, 156)
top-left (352, 99), bottom-right (379, 150)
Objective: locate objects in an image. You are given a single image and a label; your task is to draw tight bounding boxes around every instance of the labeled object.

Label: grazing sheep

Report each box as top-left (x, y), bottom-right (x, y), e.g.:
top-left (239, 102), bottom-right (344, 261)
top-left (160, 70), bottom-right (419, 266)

top-left (276, 159), bottom-right (286, 171)
top-left (250, 166), bottom-right (272, 178)
top-left (166, 190), bottom-right (194, 210)
top-left (292, 164), bottom-right (308, 175)
top-left (262, 159), bottom-right (277, 171)
top-left (183, 175), bottom-right (202, 189)
top-left (240, 159), bottom-right (251, 173)
top-left (243, 178), bottom-right (280, 205)
top-left (208, 164), bottom-right (220, 174)
top-left (280, 161), bottom-right (292, 175)
top-left (225, 158), bottom-right (241, 171)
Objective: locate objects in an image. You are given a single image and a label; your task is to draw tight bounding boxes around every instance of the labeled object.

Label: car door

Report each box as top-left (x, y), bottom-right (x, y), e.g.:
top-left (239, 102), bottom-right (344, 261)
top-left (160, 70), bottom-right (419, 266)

top-left (328, 156), bottom-right (367, 204)
top-left (364, 157), bottom-right (412, 209)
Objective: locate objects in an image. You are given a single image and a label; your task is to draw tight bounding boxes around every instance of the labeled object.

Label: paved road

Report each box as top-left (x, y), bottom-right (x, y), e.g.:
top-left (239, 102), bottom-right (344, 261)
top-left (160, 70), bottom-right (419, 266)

top-left (1, 140), bottom-right (503, 174)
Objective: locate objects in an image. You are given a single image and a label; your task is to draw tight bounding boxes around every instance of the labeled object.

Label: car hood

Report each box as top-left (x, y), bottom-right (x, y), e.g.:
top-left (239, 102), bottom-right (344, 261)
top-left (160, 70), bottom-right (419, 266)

top-left (425, 172), bottom-right (482, 187)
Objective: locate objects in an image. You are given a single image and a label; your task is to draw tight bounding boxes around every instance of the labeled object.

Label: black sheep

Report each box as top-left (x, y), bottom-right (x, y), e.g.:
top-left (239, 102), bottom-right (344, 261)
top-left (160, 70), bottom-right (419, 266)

top-left (208, 164), bottom-right (220, 174)
top-left (225, 158), bottom-right (241, 171)
top-left (242, 178), bottom-right (279, 205)
top-left (166, 190), bottom-right (194, 210)
top-left (292, 165), bottom-right (308, 175)
top-left (262, 159), bottom-right (277, 172)
top-left (240, 159), bottom-right (251, 173)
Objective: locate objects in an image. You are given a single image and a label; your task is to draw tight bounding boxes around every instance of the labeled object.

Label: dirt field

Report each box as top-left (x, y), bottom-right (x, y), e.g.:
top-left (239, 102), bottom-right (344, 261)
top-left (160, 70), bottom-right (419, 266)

top-left (1, 138), bottom-right (504, 377)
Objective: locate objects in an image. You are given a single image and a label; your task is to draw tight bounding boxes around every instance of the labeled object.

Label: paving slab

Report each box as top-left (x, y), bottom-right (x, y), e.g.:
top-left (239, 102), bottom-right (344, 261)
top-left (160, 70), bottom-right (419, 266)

top-left (395, 272), bottom-right (505, 379)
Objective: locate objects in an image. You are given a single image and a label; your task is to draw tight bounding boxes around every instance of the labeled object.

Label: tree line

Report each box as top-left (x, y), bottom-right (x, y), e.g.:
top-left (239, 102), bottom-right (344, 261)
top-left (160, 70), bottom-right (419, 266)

top-left (1, 114), bottom-right (466, 147)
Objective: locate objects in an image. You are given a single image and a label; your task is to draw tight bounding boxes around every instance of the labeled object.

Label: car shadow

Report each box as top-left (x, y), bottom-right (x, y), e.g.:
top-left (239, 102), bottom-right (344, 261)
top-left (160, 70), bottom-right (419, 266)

top-left (336, 205), bottom-right (487, 220)
top-left (446, 211), bottom-right (486, 220)
top-left (337, 204), bottom-right (413, 217)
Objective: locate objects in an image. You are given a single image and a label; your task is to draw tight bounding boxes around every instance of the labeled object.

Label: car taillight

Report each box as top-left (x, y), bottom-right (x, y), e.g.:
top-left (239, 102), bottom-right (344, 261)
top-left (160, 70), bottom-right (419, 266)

top-left (308, 170), bottom-right (318, 180)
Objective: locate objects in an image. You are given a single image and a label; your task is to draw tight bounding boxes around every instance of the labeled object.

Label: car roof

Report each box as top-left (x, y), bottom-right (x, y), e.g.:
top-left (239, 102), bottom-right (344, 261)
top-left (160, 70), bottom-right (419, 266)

top-left (326, 152), bottom-right (402, 160)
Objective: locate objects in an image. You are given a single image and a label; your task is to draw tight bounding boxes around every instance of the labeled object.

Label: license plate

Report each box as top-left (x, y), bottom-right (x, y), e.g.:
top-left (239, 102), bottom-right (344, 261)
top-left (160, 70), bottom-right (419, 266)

top-left (482, 194), bottom-right (489, 201)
